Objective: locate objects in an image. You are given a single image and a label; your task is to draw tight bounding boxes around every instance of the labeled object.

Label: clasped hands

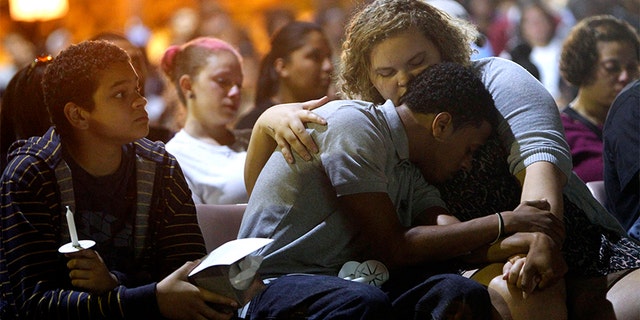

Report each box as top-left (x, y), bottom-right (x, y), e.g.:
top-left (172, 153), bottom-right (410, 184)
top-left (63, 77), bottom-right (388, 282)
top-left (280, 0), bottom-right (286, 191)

top-left (500, 200), bottom-right (568, 297)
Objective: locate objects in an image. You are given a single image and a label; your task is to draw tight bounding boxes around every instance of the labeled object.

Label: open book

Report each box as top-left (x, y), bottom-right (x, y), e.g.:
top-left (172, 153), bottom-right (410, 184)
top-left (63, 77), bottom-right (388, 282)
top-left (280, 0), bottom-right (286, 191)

top-left (188, 238), bottom-right (273, 306)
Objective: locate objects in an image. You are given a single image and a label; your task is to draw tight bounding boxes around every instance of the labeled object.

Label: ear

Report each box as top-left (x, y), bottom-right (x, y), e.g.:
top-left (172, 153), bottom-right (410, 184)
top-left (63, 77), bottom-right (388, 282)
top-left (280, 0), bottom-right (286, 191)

top-left (64, 102), bottom-right (90, 130)
top-left (431, 112), bottom-right (453, 141)
top-left (179, 74), bottom-right (193, 98)
top-left (274, 57), bottom-right (289, 78)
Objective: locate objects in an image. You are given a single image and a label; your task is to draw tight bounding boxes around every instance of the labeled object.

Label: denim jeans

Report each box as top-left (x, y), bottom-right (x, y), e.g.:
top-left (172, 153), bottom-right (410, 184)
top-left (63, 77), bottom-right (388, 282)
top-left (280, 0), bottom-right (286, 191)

top-left (245, 274), bottom-right (392, 319)
top-left (384, 272), bottom-right (491, 320)
top-left (244, 272), bottom-right (490, 320)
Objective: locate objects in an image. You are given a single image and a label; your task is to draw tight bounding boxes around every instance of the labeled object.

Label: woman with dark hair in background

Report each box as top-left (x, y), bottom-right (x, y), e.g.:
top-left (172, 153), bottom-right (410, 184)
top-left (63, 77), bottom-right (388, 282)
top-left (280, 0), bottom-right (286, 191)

top-left (234, 21), bottom-right (333, 129)
top-left (0, 55), bottom-right (53, 171)
top-left (510, 1), bottom-right (565, 105)
top-left (559, 15), bottom-right (640, 183)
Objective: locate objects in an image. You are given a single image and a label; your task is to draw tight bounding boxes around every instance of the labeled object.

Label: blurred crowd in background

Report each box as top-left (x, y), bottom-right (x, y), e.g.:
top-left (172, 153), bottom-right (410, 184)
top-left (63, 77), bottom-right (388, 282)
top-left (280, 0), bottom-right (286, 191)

top-left (0, 0), bottom-right (638, 136)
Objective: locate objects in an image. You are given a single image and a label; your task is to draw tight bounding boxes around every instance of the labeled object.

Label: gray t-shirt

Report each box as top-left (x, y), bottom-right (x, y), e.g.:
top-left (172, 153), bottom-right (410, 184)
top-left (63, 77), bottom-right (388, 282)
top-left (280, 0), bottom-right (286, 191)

top-left (474, 57), bottom-right (626, 234)
top-left (238, 100), bottom-right (445, 278)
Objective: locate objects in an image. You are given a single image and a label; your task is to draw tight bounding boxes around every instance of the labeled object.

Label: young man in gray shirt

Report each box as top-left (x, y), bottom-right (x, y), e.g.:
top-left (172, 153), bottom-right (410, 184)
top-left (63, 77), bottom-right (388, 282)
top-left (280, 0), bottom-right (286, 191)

top-left (239, 62), bottom-right (562, 319)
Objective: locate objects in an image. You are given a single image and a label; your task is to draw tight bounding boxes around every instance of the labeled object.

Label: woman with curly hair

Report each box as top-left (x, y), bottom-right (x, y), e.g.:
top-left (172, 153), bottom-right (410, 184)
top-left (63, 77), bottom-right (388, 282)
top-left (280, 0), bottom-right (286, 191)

top-left (559, 15), bottom-right (640, 183)
top-left (248, 1), bottom-right (640, 319)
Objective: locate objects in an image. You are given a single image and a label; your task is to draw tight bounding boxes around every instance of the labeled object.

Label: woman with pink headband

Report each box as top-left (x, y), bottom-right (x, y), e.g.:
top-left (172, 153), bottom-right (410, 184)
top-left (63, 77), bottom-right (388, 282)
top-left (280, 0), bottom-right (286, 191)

top-left (161, 37), bottom-right (251, 205)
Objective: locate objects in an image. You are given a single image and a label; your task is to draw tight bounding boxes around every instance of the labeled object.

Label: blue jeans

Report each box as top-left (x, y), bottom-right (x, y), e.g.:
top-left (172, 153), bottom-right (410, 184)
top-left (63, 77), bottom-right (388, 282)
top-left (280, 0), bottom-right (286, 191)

top-left (244, 272), bottom-right (490, 320)
top-left (245, 274), bottom-right (392, 319)
top-left (384, 271), bottom-right (490, 320)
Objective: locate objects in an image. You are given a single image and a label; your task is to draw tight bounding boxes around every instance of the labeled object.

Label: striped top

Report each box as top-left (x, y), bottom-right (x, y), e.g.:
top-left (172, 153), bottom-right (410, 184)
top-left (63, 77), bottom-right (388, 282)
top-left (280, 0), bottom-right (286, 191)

top-left (0, 127), bottom-right (206, 319)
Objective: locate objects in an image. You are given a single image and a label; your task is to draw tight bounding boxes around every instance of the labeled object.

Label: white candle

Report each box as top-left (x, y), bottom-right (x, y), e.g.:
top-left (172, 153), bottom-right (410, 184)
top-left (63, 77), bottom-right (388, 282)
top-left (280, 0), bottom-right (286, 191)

top-left (65, 206), bottom-right (80, 247)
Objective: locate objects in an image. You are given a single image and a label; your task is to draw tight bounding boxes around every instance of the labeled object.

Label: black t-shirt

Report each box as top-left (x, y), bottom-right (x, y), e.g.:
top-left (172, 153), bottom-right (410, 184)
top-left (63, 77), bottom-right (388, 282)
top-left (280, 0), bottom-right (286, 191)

top-left (65, 145), bottom-right (137, 273)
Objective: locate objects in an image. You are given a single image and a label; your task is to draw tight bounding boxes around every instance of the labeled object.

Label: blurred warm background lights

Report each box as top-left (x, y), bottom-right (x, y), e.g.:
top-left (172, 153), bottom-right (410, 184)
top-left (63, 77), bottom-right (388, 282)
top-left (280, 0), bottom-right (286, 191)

top-left (9, 0), bottom-right (69, 22)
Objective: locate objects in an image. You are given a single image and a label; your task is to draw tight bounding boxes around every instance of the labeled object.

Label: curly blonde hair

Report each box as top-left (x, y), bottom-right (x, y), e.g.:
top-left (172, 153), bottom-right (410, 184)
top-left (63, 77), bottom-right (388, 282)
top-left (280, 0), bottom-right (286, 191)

top-left (338, 0), bottom-right (478, 103)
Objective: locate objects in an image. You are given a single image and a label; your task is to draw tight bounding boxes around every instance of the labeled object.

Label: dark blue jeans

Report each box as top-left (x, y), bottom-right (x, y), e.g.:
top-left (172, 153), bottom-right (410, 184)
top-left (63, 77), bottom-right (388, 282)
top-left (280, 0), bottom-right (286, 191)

top-left (384, 271), bottom-right (491, 320)
top-left (245, 274), bottom-right (392, 319)
top-left (245, 272), bottom-right (490, 320)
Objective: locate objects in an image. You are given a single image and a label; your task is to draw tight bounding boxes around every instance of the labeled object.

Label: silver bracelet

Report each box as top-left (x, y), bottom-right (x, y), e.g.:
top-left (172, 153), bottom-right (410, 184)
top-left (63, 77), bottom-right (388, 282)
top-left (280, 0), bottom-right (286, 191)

top-left (491, 212), bottom-right (504, 245)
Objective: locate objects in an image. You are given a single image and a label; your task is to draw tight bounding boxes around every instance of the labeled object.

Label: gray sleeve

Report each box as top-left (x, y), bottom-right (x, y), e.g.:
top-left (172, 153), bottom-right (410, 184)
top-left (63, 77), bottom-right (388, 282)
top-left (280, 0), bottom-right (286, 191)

top-left (320, 106), bottom-right (390, 196)
top-left (475, 57), bottom-right (573, 179)
top-left (319, 104), bottom-right (446, 225)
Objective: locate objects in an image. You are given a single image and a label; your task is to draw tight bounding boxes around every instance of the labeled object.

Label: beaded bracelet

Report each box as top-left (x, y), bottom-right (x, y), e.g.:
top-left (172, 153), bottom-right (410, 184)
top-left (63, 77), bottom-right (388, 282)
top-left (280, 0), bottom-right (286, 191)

top-left (491, 212), bottom-right (504, 245)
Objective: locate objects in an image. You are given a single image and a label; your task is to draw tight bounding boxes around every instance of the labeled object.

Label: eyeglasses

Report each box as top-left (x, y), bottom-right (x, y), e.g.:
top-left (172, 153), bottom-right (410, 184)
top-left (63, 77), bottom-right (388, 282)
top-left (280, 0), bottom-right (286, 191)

top-left (27, 55), bottom-right (54, 76)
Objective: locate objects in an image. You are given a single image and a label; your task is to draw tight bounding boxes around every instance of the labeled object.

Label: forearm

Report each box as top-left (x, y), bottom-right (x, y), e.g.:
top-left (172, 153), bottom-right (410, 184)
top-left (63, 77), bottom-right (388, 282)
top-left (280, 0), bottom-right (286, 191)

top-left (518, 161), bottom-right (567, 218)
top-left (397, 213), bottom-right (505, 266)
top-left (20, 284), bottom-right (160, 319)
top-left (12, 250), bottom-right (157, 319)
top-left (244, 123), bottom-right (277, 195)
top-left (413, 200), bottom-right (565, 265)
top-left (462, 231), bottom-right (555, 265)
top-left (486, 59), bottom-right (572, 178)
top-left (483, 232), bottom-right (534, 262)
top-left (155, 197), bottom-right (206, 278)
top-left (482, 59), bottom-right (570, 214)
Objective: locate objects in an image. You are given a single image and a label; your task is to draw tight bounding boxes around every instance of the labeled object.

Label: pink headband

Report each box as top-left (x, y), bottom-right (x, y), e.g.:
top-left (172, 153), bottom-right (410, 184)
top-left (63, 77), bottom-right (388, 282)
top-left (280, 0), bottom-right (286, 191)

top-left (161, 37), bottom-right (242, 77)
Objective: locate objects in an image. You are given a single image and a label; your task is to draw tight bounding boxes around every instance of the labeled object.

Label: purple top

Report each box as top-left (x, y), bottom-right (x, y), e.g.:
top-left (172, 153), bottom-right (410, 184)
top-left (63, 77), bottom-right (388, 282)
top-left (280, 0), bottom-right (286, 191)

top-left (561, 107), bottom-right (604, 183)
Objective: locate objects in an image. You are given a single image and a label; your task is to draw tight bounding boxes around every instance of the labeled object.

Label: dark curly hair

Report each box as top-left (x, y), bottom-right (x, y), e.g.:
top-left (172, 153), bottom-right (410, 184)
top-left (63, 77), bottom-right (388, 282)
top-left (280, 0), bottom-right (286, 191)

top-left (42, 40), bottom-right (130, 138)
top-left (560, 15), bottom-right (640, 87)
top-left (401, 62), bottom-right (498, 131)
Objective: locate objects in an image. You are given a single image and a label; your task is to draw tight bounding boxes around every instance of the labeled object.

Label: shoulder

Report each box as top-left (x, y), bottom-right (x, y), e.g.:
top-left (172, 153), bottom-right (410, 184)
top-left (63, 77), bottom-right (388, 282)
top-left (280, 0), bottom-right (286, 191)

top-left (472, 57), bottom-right (557, 116)
top-left (319, 99), bottom-right (389, 128)
top-left (472, 56), bottom-right (521, 73)
top-left (133, 138), bottom-right (175, 165)
top-left (472, 57), bottom-right (540, 84)
top-left (607, 81), bottom-right (639, 123)
top-left (315, 100), bottom-right (399, 152)
top-left (317, 100), bottom-right (401, 156)
top-left (166, 129), bottom-right (191, 144)
top-left (560, 111), bottom-right (589, 136)
top-left (5, 128), bottom-right (63, 172)
top-left (132, 139), bottom-right (192, 193)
